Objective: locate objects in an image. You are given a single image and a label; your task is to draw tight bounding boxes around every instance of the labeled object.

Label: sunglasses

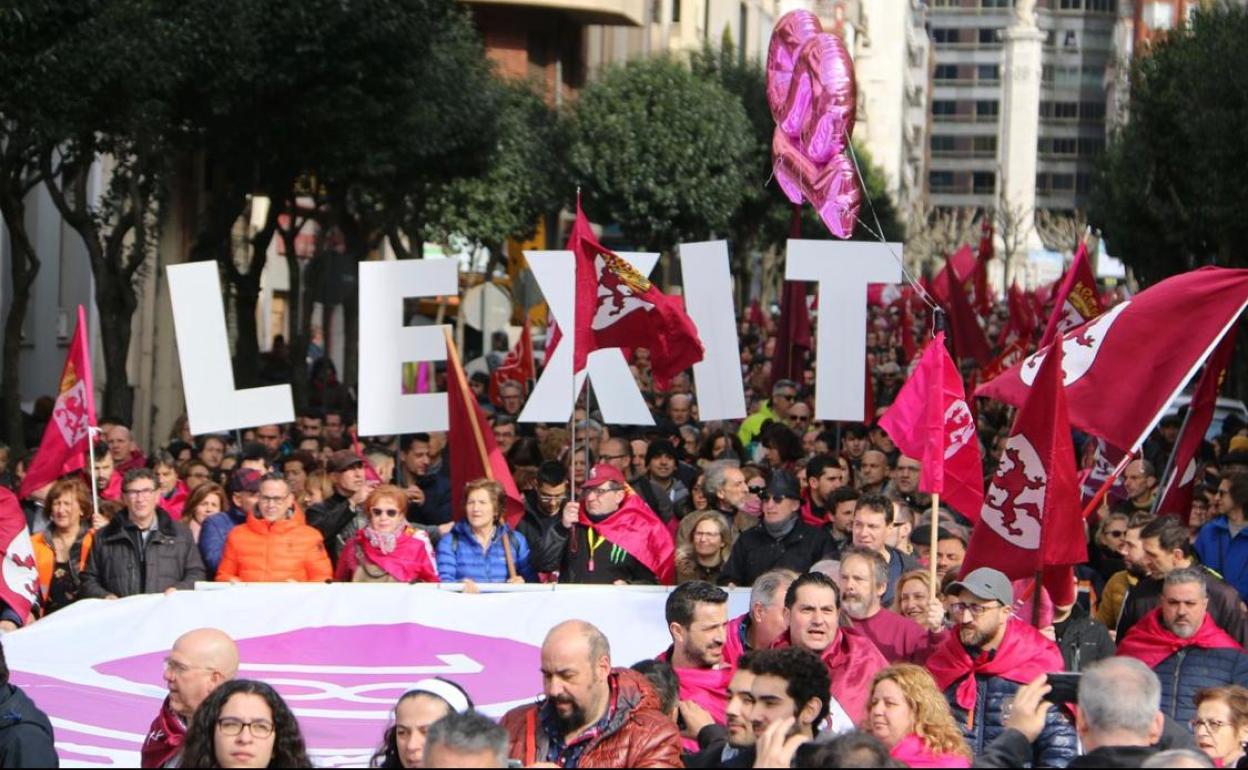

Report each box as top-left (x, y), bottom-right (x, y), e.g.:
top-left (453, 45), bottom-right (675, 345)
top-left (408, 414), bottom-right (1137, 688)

top-left (1105, 529), bottom-right (1126, 538)
top-left (370, 508), bottom-right (402, 518)
top-left (762, 494), bottom-right (795, 504)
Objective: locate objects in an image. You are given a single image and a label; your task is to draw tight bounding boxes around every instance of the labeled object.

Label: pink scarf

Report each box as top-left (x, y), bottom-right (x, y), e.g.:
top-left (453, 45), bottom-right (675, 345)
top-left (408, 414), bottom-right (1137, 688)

top-left (356, 529), bottom-right (439, 583)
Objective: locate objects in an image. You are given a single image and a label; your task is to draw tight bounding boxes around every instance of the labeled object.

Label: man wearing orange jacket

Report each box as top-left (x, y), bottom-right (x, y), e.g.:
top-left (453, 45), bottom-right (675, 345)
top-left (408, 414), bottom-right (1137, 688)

top-left (216, 473), bottom-right (332, 583)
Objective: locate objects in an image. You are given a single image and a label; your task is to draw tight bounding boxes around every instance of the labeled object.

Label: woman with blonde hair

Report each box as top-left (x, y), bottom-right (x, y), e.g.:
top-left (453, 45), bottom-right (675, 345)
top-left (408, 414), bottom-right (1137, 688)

top-left (183, 482), bottom-right (228, 543)
top-left (675, 510), bottom-right (731, 584)
top-left (893, 570), bottom-right (944, 631)
top-left (31, 478), bottom-right (95, 615)
top-left (336, 485), bottom-right (439, 583)
top-left (1192, 686), bottom-right (1248, 768)
top-left (436, 479), bottom-right (535, 591)
top-left (864, 663), bottom-right (972, 768)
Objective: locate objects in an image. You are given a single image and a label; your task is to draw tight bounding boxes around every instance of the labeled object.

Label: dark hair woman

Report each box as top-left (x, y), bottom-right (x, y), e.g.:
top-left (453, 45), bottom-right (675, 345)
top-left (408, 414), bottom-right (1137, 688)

top-left (179, 679), bottom-right (311, 769)
top-left (371, 678), bottom-right (474, 768)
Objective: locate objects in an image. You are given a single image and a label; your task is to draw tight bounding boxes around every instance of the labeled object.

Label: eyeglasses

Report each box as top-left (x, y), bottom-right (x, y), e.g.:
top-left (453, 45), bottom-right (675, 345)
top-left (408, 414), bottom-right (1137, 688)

top-left (538, 494), bottom-right (568, 504)
top-left (124, 488), bottom-right (157, 497)
top-left (216, 718), bottom-right (275, 739)
top-left (948, 602), bottom-right (1003, 619)
top-left (762, 494), bottom-right (794, 504)
top-left (257, 495), bottom-right (288, 506)
top-left (1105, 530), bottom-right (1126, 538)
top-left (586, 486), bottom-right (623, 496)
top-left (369, 508), bottom-right (401, 518)
top-left (1190, 718), bottom-right (1231, 733)
top-left (598, 454), bottom-right (628, 461)
top-left (164, 657), bottom-right (215, 676)
top-left (773, 393), bottom-right (797, 402)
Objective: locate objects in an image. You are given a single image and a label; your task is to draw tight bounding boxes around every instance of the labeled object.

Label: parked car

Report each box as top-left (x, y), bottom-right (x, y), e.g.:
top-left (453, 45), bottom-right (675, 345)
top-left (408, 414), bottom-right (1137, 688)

top-left (1163, 396), bottom-right (1248, 440)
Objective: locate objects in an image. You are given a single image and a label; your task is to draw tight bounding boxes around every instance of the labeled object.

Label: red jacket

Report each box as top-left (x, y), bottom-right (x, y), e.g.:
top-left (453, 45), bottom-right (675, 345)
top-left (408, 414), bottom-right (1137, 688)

top-left (215, 511), bottom-right (332, 583)
top-left (500, 668), bottom-right (682, 768)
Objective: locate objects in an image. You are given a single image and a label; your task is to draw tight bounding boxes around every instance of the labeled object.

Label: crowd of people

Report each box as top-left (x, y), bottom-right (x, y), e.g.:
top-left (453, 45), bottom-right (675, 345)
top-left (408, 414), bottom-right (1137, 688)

top-left (0, 298), bottom-right (1246, 767)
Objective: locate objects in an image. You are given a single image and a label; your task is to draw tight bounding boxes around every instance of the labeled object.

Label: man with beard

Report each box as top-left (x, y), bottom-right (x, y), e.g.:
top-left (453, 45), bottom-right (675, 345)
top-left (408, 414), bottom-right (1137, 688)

top-left (1096, 512), bottom-right (1154, 637)
top-left (141, 628), bottom-right (239, 768)
top-left (655, 581), bottom-right (732, 753)
top-left (397, 433), bottom-right (451, 526)
top-left (722, 569), bottom-right (798, 668)
top-left (718, 471), bottom-right (836, 588)
top-left (1115, 516), bottom-right (1248, 645)
top-left (769, 572), bottom-right (887, 728)
top-left (926, 568), bottom-right (1076, 766)
top-left (1116, 568), bottom-right (1248, 727)
top-left (676, 460), bottom-right (753, 547)
top-left (837, 547), bottom-right (944, 664)
top-left (500, 620), bottom-right (682, 768)
top-left (519, 462), bottom-right (569, 579)
top-left (683, 658), bottom-right (757, 768)
top-left (799, 455), bottom-right (847, 529)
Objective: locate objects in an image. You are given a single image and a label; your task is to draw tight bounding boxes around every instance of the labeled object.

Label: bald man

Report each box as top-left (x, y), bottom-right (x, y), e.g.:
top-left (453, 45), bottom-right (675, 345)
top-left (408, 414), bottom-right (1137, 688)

top-left (500, 621), bottom-right (682, 768)
top-left (106, 425), bottom-right (147, 475)
top-left (141, 628), bottom-right (239, 768)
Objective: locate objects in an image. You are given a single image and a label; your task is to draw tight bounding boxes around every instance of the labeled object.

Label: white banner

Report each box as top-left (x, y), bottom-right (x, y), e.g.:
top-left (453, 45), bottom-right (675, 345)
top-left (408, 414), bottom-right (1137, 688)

top-left (8, 584), bottom-right (748, 768)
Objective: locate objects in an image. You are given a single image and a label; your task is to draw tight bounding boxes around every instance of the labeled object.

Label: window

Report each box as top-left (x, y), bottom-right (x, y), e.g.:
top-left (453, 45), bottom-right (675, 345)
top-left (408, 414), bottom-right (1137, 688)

top-left (1063, 30), bottom-right (1079, 48)
top-left (930, 171), bottom-right (956, 191)
top-left (935, 64), bottom-right (960, 80)
top-left (973, 135), bottom-right (998, 154)
top-left (932, 100), bottom-right (958, 116)
top-left (1143, 1), bottom-right (1173, 28)
top-left (1059, 0), bottom-right (1082, 9)
top-left (977, 100), bottom-right (1000, 118)
top-left (1042, 64), bottom-right (1054, 83)
top-left (1078, 136), bottom-right (1105, 155)
top-left (973, 172), bottom-right (996, 194)
top-left (1052, 173), bottom-right (1075, 191)
top-left (931, 135), bottom-right (957, 152)
top-left (1076, 173), bottom-right (1093, 194)
top-left (982, 0), bottom-right (1010, 8)
top-left (977, 64), bottom-right (1000, 82)
top-left (672, 0), bottom-right (681, 22)
top-left (1081, 101), bottom-right (1106, 121)
top-left (931, 28), bottom-right (959, 45)
top-left (979, 28), bottom-right (1001, 44)
top-left (1044, 29), bottom-right (1057, 45)
top-left (1087, 0), bottom-right (1116, 12)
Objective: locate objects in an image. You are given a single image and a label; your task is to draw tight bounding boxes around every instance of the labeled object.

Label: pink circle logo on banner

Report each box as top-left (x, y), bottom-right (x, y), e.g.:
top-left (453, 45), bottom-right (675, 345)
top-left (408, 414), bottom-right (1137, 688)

top-left (18, 623), bottom-right (541, 767)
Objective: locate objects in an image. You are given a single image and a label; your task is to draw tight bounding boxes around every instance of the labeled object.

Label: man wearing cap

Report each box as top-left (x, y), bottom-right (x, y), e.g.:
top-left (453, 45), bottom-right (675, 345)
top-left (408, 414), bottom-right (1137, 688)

top-left (197, 468), bottom-right (262, 578)
top-left (926, 567), bottom-right (1077, 766)
top-left (717, 471), bottom-right (837, 588)
top-left (307, 450), bottom-right (370, 564)
top-left (534, 464), bottom-right (676, 584)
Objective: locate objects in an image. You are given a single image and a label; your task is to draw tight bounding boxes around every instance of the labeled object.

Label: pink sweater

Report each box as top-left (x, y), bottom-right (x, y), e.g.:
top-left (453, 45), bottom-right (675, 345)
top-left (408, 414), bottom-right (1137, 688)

top-left (889, 734), bottom-right (971, 769)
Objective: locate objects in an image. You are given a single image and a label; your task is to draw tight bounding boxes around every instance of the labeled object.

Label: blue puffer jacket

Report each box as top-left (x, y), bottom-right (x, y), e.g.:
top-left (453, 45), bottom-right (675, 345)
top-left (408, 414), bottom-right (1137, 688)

top-left (436, 520), bottom-right (536, 583)
top-left (1154, 646), bottom-right (1248, 726)
top-left (944, 675), bottom-right (1078, 768)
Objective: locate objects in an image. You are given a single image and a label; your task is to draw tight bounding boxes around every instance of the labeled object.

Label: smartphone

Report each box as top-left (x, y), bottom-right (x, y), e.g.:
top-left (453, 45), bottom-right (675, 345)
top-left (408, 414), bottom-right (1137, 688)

top-left (1046, 672), bottom-right (1082, 705)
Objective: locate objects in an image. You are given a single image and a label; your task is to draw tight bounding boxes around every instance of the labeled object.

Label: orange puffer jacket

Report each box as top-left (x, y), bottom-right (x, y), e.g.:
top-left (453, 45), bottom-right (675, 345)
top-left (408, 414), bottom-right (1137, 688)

top-left (215, 511), bottom-right (332, 583)
top-left (500, 668), bottom-right (682, 769)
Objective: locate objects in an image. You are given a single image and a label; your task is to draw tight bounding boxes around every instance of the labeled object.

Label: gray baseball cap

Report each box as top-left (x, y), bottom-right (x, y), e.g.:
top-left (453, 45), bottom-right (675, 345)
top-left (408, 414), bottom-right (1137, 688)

top-left (947, 567), bottom-right (1013, 606)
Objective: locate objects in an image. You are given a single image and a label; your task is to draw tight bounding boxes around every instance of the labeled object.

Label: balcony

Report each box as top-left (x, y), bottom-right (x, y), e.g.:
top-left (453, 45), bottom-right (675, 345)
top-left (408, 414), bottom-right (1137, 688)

top-left (459, 0), bottom-right (645, 26)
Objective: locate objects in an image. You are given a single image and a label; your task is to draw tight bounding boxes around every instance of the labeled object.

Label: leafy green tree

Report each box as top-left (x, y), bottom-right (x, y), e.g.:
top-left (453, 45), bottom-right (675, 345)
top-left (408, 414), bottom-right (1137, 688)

top-left (1090, 5), bottom-right (1248, 395)
top-left (567, 56), bottom-right (752, 283)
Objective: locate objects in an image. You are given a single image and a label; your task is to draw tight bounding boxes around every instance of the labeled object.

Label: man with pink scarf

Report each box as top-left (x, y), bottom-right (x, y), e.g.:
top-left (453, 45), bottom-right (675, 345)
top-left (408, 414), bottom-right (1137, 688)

top-left (655, 581), bottom-right (734, 752)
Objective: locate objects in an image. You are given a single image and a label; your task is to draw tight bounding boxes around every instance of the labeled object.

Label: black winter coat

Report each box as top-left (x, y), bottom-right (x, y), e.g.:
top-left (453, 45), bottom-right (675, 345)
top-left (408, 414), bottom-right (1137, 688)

top-left (945, 675), bottom-right (1078, 767)
top-left (1054, 604), bottom-right (1116, 672)
top-left (1154, 646), bottom-right (1248, 726)
top-left (1117, 572), bottom-right (1248, 646)
top-left (717, 519), bottom-right (837, 587)
top-left (0, 684), bottom-right (57, 768)
top-left (80, 511), bottom-right (205, 598)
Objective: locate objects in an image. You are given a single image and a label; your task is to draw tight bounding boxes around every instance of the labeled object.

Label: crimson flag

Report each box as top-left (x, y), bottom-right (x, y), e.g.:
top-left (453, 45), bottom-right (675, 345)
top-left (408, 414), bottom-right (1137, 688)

top-left (978, 267), bottom-right (1248, 453)
top-left (772, 279), bottom-right (813, 388)
top-left (928, 245), bottom-right (975, 306)
top-left (489, 324), bottom-right (535, 407)
top-left (981, 341), bottom-right (1028, 384)
top-left (974, 221), bottom-right (994, 317)
top-left (1155, 332), bottom-right (1235, 520)
top-left (941, 263), bottom-right (992, 366)
top-left (964, 338), bottom-right (1086, 582)
top-left (0, 489), bottom-right (37, 621)
top-left (998, 284), bottom-right (1038, 348)
top-left (21, 306), bottom-right (97, 498)
top-left (879, 332), bottom-right (985, 520)
top-left (570, 202), bottom-right (704, 388)
top-left (445, 331), bottom-right (525, 528)
top-left (1040, 242), bottom-right (1104, 346)
top-left (900, 293), bottom-right (917, 363)
top-left (1079, 437), bottom-right (1130, 508)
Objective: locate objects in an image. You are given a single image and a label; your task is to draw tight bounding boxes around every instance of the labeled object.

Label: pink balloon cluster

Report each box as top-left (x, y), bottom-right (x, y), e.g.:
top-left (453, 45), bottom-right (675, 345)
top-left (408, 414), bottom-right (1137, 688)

top-left (767, 10), bottom-right (860, 239)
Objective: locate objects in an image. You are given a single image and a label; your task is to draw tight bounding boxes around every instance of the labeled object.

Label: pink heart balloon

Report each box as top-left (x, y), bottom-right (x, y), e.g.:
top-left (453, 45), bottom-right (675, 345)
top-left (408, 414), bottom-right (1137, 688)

top-left (766, 10), bottom-right (823, 122)
top-left (810, 152), bottom-right (861, 239)
top-left (795, 34), bottom-right (856, 163)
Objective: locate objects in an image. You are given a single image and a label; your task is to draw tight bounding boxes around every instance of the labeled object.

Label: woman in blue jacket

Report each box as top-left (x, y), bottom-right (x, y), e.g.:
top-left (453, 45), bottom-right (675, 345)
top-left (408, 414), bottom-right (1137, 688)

top-left (437, 479), bottom-right (535, 589)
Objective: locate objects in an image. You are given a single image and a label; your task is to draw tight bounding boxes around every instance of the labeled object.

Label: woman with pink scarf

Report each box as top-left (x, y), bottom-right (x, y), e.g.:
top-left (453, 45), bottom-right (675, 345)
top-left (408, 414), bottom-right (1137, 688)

top-left (863, 664), bottom-right (972, 768)
top-left (335, 485), bottom-right (439, 583)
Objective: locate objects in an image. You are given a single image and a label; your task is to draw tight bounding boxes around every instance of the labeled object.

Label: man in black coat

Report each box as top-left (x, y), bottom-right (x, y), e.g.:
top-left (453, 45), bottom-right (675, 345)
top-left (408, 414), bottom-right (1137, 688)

top-left (0, 642), bottom-right (57, 767)
top-left (718, 471), bottom-right (836, 588)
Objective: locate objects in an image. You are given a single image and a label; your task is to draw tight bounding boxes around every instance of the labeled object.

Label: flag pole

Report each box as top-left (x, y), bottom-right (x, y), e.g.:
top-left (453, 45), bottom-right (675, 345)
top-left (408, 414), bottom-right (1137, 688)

top-left (1152, 403), bottom-right (1196, 515)
top-left (444, 327), bottom-right (517, 581)
top-left (87, 428), bottom-right (101, 526)
top-left (1080, 451), bottom-right (1135, 521)
top-left (928, 493), bottom-right (940, 603)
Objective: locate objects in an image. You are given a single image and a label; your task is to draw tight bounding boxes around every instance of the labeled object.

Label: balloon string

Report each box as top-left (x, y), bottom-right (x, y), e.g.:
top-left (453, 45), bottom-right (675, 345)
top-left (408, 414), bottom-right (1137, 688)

top-left (844, 142), bottom-right (941, 315)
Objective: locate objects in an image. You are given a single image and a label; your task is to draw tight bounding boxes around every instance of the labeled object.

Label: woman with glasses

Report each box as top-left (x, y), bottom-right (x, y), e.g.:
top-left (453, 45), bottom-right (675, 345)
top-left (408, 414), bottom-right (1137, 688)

top-left (31, 478), bottom-right (95, 615)
top-left (1192, 686), bottom-right (1248, 768)
top-left (436, 479), bottom-right (535, 591)
top-left (336, 485), bottom-right (439, 583)
top-left (675, 510), bottom-right (732, 584)
top-left (179, 679), bottom-right (310, 769)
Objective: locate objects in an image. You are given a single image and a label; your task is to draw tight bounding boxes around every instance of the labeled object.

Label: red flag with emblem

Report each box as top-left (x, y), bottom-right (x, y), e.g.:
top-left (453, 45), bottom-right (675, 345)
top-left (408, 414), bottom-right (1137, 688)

top-left (974, 221), bottom-right (994, 317)
top-left (570, 201), bottom-right (704, 388)
top-left (998, 284), bottom-right (1038, 348)
top-left (0, 488), bottom-right (38, 621)
top-left (978, 267), bottom-right (1248, 453)
top-left (878, 332), bottom-right (985, 520)
top-left (1155, 332), bottom-right (1235, 521)
top-left (1040, 242), bottom-right (1103, 347)
top-left (489, 323), bottom-right (535, 406)
top-left (445, 331), bottom-right (525, 528)
top-left (963, 337), bottom-right (1086, 581)
top-left (21, 306), bottom-right (97, 498)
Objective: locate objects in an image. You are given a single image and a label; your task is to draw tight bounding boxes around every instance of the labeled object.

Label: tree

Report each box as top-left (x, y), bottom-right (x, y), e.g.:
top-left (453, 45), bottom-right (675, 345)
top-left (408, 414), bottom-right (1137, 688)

top-left (1035, 209), bottom-right (1089, 254)
top-left (905, 203), bottom-right (980, 279)
top-left (1090, 5), bottom-right (1248, 396)
top-left (567, 56), bottom-right (753, 284)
